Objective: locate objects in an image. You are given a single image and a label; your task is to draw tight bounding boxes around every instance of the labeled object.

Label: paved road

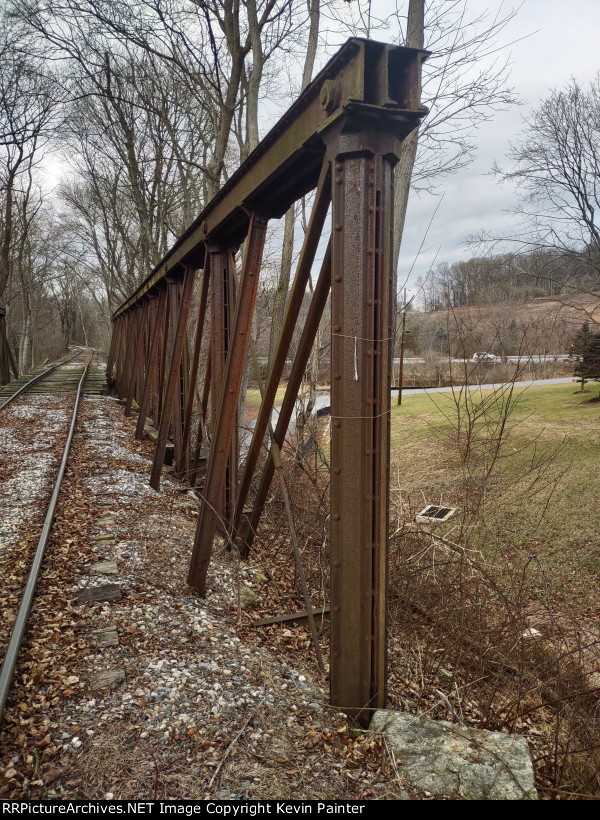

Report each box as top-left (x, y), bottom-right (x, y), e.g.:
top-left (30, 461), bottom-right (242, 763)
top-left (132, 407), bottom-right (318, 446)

top-left (400, 355), bottom-right (570, 365)
top-left (399, 377), bottom-right (575, 396)
top-left (241, 377), bottom-right (576, 453)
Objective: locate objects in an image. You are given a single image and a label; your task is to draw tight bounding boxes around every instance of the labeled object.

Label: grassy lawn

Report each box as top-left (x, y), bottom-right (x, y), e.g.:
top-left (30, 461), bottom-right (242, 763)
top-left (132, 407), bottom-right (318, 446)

top-left (390, 382), bottom-right (600, 608)
top-left (245, 386), bottom-right (287, 407)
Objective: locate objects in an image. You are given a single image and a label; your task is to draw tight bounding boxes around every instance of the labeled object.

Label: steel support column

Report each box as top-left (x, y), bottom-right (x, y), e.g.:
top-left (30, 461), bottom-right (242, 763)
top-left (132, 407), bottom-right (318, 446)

top-left (188, 212), bottom-right (268, 594)
top-left (180, 262), bottom-right (210, 477)
top-left (233, 162), bottom-right (331, 535)
top-left (238, 243), bottom-right (332, 555)
top-left (150, 268), bottom-right (195, 490)
top-left (208, 243), bottom-right (238, 527)
top-left (326, 127), bottom-right (399, 726)
top-left (125, 304), bottom-right (147, 416)
top-left (135, 290), bottom-right (166, 440)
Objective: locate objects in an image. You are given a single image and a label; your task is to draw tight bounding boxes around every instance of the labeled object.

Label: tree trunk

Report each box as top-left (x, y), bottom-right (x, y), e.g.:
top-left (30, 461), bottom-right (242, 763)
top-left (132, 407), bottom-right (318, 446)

top-left (392, 0), bottom-right (424, 354)
top-left (267, 0), bottom-right (321, 370)
top-left (268, 205), bottom-right (295, 365)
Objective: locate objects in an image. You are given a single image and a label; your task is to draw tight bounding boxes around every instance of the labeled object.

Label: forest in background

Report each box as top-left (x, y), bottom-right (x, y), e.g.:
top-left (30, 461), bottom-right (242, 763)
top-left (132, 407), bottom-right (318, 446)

top-left (0, 0), bottom-right (598, 383)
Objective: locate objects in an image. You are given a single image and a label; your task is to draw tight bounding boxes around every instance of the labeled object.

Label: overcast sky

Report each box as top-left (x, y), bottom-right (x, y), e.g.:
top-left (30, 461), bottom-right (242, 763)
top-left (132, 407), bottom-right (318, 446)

top-left (391, 0), bottom-right (600, 296)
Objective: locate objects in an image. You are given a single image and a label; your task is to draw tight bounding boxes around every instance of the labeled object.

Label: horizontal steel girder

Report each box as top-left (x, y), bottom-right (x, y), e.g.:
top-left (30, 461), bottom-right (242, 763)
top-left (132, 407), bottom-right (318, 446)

top-left (113, 38), bottom-right (428, 319)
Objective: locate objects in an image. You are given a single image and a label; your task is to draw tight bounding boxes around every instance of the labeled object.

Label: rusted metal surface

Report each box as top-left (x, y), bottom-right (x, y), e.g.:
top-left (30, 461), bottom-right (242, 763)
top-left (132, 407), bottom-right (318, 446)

top-left (233, 162), bottom-right (331, 535)
top-left (125, 305), bottom-right (146, 416)
top-left (188, 212), bottom-right (268, 593)
top-left (180, 262), bottom-right (210, 476)
top-left (208, 244), bottom-right (238, 525)
top-left (135, 290), bottom-right (166, 440)
top-left (149, 267), bottom-right (195, 490)
top-left (108, 37), bottom-right (428, 725)
top-left (238, 243), bottom-right (332, 556)
top-left (112, 39), bottom-right (427, 317)
top-left (325, 126), bottom-right (399, 726)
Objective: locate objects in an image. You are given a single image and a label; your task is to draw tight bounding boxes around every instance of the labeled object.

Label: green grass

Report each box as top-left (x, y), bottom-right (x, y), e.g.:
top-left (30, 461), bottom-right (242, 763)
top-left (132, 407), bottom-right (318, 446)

top-left (390, 382), bottom-right (600, 607)
top-left (245, 386), bottom-right (287, 407)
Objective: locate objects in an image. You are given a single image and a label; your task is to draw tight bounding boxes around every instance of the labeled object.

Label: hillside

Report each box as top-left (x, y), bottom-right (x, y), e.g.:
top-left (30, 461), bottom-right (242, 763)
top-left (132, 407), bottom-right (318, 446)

top-left (406, 291), bottom-right (600, 359)
top-left (417, 290), bottom-right (600, 330)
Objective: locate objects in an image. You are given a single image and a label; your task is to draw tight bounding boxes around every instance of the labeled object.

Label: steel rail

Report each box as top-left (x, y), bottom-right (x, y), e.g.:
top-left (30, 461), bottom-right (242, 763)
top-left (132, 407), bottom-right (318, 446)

top-left (0, 352), bottom-right (80, 412)
top-left (0, 355), bottom-right (91, 722)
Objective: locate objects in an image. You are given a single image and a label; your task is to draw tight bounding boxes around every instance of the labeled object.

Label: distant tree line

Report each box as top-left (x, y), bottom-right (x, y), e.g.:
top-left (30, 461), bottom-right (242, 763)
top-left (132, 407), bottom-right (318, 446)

top-left (417, 249), bottom-right (599, 313)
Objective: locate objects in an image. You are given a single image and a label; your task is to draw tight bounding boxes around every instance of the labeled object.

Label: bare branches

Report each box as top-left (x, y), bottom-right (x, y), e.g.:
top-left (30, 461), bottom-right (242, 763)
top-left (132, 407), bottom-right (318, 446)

top-left (475, 75), bottom-right (600, 303)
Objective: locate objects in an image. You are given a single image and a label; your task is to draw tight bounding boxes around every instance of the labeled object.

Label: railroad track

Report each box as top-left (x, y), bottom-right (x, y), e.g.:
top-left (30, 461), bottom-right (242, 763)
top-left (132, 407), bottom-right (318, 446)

top-left (0, 349), bottom-right (105, 409)
top-left (0, 349), bottom-right (95, 721)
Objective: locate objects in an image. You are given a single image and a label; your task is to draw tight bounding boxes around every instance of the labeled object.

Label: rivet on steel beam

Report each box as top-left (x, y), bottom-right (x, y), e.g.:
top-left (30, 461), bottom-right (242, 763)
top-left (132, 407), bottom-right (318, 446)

top-left (333, 325), bottom-right (341, 332)
top-left (334, 373), bottom-right (340, 379)
top-left (334, 606), bottom-right (340, 612)
top-left (334, 224), bottom-right (342, 231)
top-left (335, 163), bottom-right (343, 171)
top-left (334, 561), bottom-right (340, 568)
top-left (334, 421), bottom-right (340, 428)
top-left (333, 513), bottom-right (340, 521)
top-left (335, 177), bottom-right (342, 185)
top-left (334, 467), bottom-right (341, 474)
top-left (335, 275), bottom-right (342, 282)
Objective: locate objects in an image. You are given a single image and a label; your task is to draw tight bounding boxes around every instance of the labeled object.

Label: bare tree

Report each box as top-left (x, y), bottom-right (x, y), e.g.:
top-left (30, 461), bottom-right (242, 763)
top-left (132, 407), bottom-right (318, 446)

top-left (267, 0), bottom-right (321, 366)
top-left (489, 75), bottom-right (600, 323)
top-left (0, 14), bottom-right (59, 380)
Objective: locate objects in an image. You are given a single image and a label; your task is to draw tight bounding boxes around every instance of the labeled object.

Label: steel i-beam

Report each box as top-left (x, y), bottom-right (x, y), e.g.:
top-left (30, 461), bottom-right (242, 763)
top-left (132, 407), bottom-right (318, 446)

top-left (326, 126), bottom-right (399, 726)
top-left (150, 268), bottom-right (195, 490)
top-left (188, 212), bottom-right (268, 594)
top-left (208, 243), bottom-right (238, 527)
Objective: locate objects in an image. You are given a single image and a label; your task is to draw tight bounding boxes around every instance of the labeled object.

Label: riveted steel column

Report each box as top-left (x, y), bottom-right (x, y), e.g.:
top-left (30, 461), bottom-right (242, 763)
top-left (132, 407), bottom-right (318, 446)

top-left (106, 319), bottom-right (118, 386)
top-left (113, 313), bottom-right (125, 394)
top-left (125, 303), bottom-right (147, 416)
top-left (326, 128), bottom-right (399, 727)
top-left (117, 310), bottom-right (137, 398)
top-left (180, 259), bottom-right (210, 477)
top-left (135, 289), bottom-right (166, 440)
top-left (238, 243), bottom-right (331, 556)
top-left (233, 162), bottom-right (331, 535)
top-left (150, 267), bottom-right (195, 490)
top-left (188, 212), bottom-right (268, 594)
top-left (208, 243), bottom-right (238, 528)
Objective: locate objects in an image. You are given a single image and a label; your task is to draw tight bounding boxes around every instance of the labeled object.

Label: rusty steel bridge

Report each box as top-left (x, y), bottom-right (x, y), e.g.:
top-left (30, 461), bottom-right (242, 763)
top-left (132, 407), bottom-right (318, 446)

top-left (21, 39), bottom-right (429, 725)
